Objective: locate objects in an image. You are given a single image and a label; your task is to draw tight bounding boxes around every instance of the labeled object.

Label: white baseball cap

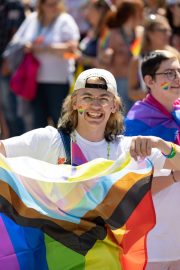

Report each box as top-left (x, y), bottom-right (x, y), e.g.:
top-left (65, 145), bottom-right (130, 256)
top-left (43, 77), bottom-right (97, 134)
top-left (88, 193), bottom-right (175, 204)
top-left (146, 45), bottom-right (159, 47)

top-left (74, 68), bottom-right (118, 96)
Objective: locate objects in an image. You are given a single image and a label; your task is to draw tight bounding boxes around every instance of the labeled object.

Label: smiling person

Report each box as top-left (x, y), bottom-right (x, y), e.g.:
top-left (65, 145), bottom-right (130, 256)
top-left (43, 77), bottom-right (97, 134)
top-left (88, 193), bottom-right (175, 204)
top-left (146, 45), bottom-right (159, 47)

top-left (0, 67), bottom-right (179, 169)
top-left (125, 50), bottom-right (180, 270)
top-left (0, 68), bottom-right (180, 268)
top-left (128, 14), bottom-right (177, 102)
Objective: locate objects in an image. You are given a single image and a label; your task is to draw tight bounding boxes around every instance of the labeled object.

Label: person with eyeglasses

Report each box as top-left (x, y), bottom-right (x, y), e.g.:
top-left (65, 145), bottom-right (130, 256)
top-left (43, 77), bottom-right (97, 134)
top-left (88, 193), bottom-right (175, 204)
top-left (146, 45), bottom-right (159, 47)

top-left (0, 67), bottom-right (180, 269)
top-left (128, 13), bottom-right (178, 103)
top-left (125, 50), bottom-right (180, 270)
top-left (97, 0), bottom-right (144, 115)
top-left (154, 67), bottom-right (180, 80)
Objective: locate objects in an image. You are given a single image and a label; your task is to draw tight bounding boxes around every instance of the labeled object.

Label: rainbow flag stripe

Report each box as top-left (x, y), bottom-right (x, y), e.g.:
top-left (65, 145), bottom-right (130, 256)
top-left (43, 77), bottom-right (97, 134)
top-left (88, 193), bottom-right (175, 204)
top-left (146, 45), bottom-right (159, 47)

top-left (160, 82), bottom-right (170, 90)
top-left (130, 37), bottom-right (142, 57)
top-left (100, 28), bottom-right (110, 49)
top-left (125, 94), bottom-right (180, 144)
top-left (0, 153), bottom-right (155, 270)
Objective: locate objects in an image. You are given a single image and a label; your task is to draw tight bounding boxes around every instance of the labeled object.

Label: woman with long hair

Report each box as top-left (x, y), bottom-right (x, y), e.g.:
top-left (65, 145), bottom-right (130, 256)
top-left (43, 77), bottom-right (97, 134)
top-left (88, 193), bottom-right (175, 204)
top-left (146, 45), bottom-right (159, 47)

top-left (98, 0), bottom-right (144, 115)
top-left (128, 14), bottom-right (178, 101)
top-left (77, 0), bottom-right (114, 70)
top-left (12, 0), bottom-right (80, 128)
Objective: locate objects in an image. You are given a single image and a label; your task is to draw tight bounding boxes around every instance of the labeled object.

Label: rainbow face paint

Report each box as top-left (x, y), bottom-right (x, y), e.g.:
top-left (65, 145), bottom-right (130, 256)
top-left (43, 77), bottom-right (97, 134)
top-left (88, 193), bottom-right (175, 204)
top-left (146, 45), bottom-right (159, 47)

top-left (160, 82), bottom-right (170, 91)
top-left (78, 106), bottom-right (85, 114)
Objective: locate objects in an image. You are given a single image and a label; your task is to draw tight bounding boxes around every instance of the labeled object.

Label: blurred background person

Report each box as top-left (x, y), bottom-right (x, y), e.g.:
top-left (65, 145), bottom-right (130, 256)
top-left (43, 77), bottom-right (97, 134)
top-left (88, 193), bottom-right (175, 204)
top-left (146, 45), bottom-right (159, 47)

top-left (98, 0), bottom-right (144, 115)
top-left (0, 0), bottom-right (25, 137)
top-left (0, 100), bottom-right (9, 139)
top-left (128, 14), bottom-right (178, 102)
top-left (68, 0), bottom-right (114, 94)
top-left (21, 0), bottom-right (38, 15)
top-left (143, 0), bottom-right (166, 16)
top-left (76, 0), bottom-right (114, 70)
top-left (10, 0), bottom-right (80, 129)
top-left (166, 0), bottom-right (180, 51)
top-left (65, 0), bottom-right (89, 40)
top-left (126, 49), bottom-right (180, 270)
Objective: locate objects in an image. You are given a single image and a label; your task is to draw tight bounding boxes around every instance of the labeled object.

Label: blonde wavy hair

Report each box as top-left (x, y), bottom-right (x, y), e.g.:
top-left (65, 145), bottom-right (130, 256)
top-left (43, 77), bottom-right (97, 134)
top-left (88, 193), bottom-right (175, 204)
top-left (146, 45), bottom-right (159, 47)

top-left (58, 92), bottom-right (124, 142)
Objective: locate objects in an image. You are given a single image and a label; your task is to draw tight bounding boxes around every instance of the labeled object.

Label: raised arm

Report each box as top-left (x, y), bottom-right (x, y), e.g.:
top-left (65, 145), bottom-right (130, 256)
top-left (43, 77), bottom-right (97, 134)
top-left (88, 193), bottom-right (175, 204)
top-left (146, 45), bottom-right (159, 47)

top-left (128, 57), bottom-right (146, 101)
top-left (129, 136), bottom-right (180, 170)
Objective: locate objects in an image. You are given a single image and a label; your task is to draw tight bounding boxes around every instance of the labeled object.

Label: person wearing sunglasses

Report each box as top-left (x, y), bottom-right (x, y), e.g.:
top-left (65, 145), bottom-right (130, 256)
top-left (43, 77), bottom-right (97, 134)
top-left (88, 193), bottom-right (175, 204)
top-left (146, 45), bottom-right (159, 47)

top-left (125, 50), bottom-right (180, 270)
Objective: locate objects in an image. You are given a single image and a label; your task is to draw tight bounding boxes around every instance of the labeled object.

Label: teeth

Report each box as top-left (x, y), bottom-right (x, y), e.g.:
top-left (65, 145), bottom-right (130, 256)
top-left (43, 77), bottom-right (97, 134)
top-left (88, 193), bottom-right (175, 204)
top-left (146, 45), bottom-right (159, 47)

top-left (88, 112), bottom-right (102, 117)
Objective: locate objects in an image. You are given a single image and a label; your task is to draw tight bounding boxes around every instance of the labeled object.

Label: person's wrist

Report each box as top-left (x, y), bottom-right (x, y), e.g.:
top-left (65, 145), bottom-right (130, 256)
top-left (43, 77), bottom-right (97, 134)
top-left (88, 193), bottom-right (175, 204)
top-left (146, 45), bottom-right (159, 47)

top-left (161, 143), bottom-right (177, 159)
top-left (171, 170), bottom-right (177, 182)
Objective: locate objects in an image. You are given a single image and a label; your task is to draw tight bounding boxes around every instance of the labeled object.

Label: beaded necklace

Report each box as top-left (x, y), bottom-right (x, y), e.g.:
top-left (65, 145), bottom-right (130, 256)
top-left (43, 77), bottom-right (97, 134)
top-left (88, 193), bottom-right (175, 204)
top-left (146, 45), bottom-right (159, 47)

top-left (71, 131), bottom-right (111, 160)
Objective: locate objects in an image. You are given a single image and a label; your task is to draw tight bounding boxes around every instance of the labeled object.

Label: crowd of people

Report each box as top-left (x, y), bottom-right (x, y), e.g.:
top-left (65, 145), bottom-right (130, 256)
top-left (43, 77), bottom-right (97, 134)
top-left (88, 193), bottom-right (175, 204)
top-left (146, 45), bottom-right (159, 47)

top-left (0, 0), bottom-right (180, 270)
top-left (0, 0), bottom-right (179, 137)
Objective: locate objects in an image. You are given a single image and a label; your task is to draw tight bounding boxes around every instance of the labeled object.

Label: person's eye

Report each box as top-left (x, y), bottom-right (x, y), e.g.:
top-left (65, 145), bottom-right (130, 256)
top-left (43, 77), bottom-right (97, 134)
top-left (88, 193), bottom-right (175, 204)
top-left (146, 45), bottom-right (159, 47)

top-left (83, 97), bottom-right (92, 102)
top-left (168, 71), bottom-right (174, 75)
top-left (169, 70), bottom-right (176, 76)
top-left (100, 98), bottom-right (110, 104)
top-left (166, 70), bottom-right (175, 77)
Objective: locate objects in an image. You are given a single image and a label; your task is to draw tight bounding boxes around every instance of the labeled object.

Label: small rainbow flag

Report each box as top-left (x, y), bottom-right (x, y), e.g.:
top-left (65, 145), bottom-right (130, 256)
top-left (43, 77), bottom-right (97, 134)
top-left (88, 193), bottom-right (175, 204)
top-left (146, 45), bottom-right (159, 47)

top-left (130, 37), bottom-right (142, 57)
top-left (77, 106), bottom-right (86, 115)
top-left (63, 52), bottom-right (79, 60)
top-left (69, 63), bottom-right (84, 94)
top-left (100, 28), bottom-right (111, 49)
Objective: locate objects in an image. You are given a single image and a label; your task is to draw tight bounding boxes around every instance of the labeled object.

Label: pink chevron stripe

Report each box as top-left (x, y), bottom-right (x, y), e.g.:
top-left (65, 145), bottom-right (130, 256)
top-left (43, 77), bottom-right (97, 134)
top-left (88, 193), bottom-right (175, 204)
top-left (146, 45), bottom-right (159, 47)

top-left (0, 216), bottom-right (20, 269)
top-left (71, 142), bottom-right (87, 165)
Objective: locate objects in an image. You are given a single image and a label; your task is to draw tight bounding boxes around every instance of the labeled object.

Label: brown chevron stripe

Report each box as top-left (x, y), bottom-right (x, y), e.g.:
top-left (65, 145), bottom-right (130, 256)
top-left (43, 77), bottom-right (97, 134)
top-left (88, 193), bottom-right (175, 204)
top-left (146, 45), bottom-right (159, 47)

top-left (80, 172), bottom-right (152, 227)
top-left (0, 172), bottom-right (152, 254)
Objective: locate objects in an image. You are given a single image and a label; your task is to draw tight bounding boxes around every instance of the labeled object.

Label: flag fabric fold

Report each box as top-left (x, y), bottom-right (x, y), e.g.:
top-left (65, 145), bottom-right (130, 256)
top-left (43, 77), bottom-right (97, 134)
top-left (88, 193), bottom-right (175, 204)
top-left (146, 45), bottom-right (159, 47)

top-left (125, 94), bottom-right (180, 144)
top-left (0, 153), bottom-right (155, 270)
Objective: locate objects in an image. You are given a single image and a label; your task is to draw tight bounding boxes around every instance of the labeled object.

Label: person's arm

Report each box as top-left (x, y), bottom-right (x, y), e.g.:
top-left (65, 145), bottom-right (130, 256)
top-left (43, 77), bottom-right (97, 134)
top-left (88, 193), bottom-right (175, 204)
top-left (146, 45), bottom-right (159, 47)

top-left (27, 13), bottom-right (80, 57)
top-left (0, 113), bottom-right (9, 139)
top-left (76, 51), bottom-right (99, 68)
top-left (97, 30), bottom-right (115, 68)
top-left (152, 172), bottom-right (180, 194)
top-left (129, 135), bottom-right (180, 170)
top-left (0, 126), bottom-right (62, 163)
top-left (172, 171), bottom-right (180, 180)
top-left (128, 57), bottom-right (146, 101)
top-left (27, 40), bottom-right (79, 57)
top-left (0, 141), bottom-right (7, 156)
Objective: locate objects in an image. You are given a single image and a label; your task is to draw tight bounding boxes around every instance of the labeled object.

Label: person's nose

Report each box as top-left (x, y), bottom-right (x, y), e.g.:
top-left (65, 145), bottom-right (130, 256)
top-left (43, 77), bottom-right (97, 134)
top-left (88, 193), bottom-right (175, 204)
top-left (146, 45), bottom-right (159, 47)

top-left (175, 70), bottom-right (180, 79)
top-left (91, 98), bottom-right (101, 106)
top-left (174, 71), bottom-right (180, 85)
top-left (176, 70), bottom-right (180, 77)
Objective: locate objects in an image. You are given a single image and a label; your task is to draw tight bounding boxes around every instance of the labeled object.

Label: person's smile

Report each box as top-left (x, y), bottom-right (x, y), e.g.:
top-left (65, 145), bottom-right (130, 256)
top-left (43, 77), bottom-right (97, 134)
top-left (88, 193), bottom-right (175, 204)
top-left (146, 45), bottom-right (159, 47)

top-left (86, 111), bottom-right (103, 118)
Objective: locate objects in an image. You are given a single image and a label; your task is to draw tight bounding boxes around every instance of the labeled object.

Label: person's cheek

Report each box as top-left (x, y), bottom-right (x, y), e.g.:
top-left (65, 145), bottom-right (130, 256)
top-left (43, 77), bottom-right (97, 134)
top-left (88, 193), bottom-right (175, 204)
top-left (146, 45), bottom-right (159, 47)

top-left (78, 105), bottom-right (87, 115)
top-left (160, 82), bottom-right (171, 91)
